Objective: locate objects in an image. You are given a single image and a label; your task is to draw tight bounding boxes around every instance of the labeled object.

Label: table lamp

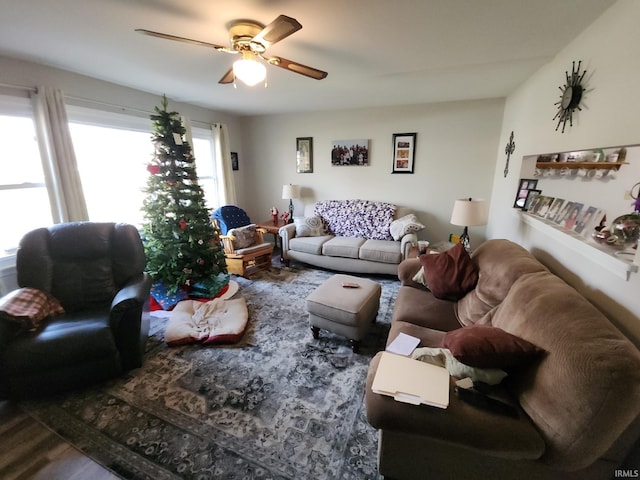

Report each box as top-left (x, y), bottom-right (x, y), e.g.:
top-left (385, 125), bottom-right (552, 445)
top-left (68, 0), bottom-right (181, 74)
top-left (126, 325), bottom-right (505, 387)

top-left (282, 184), bottom-right (300, 223)
top-left (450, 197), bottom-right (488, 252)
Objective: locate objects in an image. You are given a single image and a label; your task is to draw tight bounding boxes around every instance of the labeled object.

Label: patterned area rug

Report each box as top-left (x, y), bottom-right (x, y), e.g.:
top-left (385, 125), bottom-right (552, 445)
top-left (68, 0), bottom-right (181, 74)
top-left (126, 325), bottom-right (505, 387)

top-left (21, 265), bottom-right (399, 479)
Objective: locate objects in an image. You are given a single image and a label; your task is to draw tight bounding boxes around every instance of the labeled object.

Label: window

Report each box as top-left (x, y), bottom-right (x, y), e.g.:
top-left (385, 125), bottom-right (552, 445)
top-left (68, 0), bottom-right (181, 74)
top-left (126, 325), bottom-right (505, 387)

top-left (70, 122), bottom-right (153, 226)
top-left (0, 95), bottom-right (53, 256)
top-left (0, 99), bottom-right (220, 257)
top-left (192, 127), bottom-right (220, 210)
top-left (68, 108), bottom-right (219, 227)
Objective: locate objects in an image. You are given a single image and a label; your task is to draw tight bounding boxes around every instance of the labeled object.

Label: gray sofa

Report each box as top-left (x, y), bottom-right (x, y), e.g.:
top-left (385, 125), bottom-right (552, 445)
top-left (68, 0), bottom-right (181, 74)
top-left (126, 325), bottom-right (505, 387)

top-left (365, 239), bottom-right (640, 479)
top-left (279, 199), bottom-right (422, 275)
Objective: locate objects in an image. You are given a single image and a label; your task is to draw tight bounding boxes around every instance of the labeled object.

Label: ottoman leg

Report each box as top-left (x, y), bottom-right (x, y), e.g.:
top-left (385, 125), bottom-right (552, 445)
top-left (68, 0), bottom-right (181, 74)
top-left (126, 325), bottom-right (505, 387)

top-left (350, 339), bottom-right (361, 354)
top-left (311, 326), bottom-right (320, 339)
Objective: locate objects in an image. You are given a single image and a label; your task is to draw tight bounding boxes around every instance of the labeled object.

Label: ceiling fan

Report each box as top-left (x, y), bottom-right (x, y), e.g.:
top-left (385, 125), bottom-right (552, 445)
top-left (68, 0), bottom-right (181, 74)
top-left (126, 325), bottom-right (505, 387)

top-left (136, 15), bottom-right (328, 86)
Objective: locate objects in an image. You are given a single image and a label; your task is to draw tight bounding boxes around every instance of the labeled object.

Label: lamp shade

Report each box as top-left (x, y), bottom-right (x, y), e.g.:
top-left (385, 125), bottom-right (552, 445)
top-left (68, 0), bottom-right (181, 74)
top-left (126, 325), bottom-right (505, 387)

top-left (233, 51), bottom-right (266, 86)
top-left (282, 184), bottom-right (300, 200)
top-left (450, 198), bottom-right (488, 227)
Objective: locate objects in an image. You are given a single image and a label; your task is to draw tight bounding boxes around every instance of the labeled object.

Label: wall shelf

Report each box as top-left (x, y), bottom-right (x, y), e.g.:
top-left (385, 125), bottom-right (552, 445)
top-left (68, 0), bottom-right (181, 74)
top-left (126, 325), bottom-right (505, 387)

top-left (535, 161), bottom-right (628, 171)
top-left (517, 211), bottom-right (638, 281)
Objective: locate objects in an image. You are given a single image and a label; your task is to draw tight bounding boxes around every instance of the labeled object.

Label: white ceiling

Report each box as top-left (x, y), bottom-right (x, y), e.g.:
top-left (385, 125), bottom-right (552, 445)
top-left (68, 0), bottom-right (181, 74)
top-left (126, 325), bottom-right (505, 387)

top-left (0, 0), bottom-right (615, 116)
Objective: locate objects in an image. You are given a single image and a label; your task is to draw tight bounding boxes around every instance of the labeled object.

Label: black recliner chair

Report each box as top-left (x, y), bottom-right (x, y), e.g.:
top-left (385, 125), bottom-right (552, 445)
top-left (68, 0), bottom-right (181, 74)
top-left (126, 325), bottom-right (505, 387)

top-left (0, 222), bottom-right (152, 399)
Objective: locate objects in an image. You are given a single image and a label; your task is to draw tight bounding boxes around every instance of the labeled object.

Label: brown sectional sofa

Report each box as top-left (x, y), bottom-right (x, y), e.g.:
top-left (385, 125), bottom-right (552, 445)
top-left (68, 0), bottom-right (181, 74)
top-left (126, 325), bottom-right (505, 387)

top-left (365, 239), bottom-right (640, 479)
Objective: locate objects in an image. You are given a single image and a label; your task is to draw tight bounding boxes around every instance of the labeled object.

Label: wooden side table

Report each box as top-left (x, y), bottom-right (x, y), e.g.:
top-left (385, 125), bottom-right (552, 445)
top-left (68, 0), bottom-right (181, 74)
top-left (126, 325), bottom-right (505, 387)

top-left (256, 219), bottom-right (288, 261)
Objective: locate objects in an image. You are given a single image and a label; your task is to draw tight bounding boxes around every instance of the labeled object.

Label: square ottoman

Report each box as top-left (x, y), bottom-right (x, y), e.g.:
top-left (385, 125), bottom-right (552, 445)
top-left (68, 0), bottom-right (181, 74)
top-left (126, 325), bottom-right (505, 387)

top-left (306, 274), bottom-right (382, 353)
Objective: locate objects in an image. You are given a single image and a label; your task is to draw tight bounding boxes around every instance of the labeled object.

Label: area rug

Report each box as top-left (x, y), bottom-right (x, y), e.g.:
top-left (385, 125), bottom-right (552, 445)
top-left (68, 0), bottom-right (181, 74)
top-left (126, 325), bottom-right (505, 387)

top-left (20, 265), bottom-right (399, 479)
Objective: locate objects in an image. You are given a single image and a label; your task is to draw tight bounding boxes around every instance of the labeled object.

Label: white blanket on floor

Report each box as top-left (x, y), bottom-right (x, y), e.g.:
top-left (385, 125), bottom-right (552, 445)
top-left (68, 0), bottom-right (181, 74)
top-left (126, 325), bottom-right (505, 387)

top-left (165, 297), bottom-right (248, 346)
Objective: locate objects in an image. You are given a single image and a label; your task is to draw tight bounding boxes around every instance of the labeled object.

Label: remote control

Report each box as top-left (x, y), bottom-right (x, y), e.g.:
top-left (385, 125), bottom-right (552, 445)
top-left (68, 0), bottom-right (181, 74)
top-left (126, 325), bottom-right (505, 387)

top-left (455, 387), bottom-right (518, 418)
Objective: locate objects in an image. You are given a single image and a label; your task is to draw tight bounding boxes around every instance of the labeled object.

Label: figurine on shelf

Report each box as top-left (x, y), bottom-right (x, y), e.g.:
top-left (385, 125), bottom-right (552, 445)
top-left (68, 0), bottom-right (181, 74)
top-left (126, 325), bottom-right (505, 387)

top-left (270, 206), bottom-right (279, 224)
top-left (281, 211), bottom-right (290, 224)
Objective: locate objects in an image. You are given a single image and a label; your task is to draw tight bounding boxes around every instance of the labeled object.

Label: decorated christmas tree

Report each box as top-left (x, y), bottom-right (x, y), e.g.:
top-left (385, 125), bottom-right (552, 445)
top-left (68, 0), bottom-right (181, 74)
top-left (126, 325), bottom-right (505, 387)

top-left (141, 96), bottom-right (227, 295)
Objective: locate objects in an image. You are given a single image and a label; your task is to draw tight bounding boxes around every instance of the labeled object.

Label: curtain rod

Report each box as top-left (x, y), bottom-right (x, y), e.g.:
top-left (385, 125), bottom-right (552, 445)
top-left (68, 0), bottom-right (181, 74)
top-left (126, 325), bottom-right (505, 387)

top-left (0, 82), bottom-right (37, 93)
top-left (64, 94), bottom-right (213, 129)
top-left (0, 84), bottom-right (213, 129)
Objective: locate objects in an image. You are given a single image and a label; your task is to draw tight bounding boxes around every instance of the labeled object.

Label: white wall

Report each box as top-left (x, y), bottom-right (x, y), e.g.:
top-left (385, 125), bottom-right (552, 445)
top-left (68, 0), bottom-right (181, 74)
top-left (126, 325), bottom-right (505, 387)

top-left (239, 99), bottom-right (504, 245)
top-left (488, 0), bottom-right (640, 344)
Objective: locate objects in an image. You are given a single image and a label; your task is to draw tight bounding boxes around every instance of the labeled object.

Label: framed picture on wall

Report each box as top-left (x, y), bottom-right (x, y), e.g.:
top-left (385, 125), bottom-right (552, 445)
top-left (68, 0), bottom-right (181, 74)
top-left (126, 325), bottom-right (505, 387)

top-left (523, 189), bottom-right (542, 211)
top-left (231, 152), bottom-right (239, 171)
top-left (296, 137), bottom-right (313, 173)
top-left (391, 133), bottom-right (417, 173)
top-left (331, 139), bottom-right (370, 166)
top-left (513, 178), bottom-right (538, 208)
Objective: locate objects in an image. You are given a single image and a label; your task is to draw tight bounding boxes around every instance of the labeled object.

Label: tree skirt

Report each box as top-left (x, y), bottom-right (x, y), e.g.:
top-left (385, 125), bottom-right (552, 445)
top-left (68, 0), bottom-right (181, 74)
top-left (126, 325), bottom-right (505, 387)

top-left (20, 266), bottom-right (399, 479)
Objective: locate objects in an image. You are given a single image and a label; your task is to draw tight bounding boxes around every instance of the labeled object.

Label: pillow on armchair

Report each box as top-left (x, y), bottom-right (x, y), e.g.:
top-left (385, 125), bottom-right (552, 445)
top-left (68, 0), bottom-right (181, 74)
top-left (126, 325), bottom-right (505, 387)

top-left (228, 224), bottom-right (257, 249)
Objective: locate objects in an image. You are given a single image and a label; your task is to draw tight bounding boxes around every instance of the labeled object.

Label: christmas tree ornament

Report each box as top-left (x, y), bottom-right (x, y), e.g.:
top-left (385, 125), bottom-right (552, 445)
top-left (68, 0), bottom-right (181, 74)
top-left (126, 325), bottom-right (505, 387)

top-left (147, 164), bottom-right (160, 175)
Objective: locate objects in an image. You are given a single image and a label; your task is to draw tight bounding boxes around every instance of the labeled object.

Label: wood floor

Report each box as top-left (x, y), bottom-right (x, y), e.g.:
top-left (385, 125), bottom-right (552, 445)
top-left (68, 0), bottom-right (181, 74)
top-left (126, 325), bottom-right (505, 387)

top-left (0, 401), bottom-right (119, 480)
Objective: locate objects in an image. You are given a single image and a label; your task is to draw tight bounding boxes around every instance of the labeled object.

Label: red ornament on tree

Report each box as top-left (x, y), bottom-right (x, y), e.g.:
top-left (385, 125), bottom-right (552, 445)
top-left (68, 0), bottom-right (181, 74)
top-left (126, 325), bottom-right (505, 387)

top-left (179, 218), bottom-right (187, 230)
top-left (147, 164), bottom-right (160, 175)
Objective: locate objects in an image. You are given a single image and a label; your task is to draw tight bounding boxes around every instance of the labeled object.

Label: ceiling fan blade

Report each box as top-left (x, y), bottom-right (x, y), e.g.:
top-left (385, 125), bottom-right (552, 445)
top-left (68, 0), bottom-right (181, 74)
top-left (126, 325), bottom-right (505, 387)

top-left (218, 67), bottom-right (235, 84)
top-left (266, 56), bottom-right (328, 80)
top-left (135, 29), bottom-right (235, 53)
top-left (251, 15), bottom-right (302, 49)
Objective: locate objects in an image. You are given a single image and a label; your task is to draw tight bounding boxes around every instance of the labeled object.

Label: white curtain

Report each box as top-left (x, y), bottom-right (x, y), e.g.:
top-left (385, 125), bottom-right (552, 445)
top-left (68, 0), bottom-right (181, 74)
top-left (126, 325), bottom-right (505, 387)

top-left (31, 86), bottom-right (88, 223)
top-left (212, 123), bottom-right (237, 206)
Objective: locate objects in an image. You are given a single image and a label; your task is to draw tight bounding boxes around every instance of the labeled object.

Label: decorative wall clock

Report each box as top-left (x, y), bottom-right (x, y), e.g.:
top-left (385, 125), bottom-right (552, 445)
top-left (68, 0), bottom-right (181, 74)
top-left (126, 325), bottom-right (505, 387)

top-left (553, 60), bottom-right (586, 133)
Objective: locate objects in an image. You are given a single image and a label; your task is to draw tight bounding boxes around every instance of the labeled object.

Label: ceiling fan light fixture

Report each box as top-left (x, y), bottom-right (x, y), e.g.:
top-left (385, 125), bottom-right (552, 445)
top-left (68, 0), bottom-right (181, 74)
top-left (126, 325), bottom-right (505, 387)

top-left (233, 51), bottom-right (266, 86)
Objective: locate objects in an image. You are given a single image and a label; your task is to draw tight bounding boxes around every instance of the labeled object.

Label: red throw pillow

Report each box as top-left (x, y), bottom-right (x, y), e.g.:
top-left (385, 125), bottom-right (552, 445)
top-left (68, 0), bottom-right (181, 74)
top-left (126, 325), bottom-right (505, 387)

top-left (419, 243), bottom-right (478, 300)
top-left (442, 325), bottom-right (545, 369)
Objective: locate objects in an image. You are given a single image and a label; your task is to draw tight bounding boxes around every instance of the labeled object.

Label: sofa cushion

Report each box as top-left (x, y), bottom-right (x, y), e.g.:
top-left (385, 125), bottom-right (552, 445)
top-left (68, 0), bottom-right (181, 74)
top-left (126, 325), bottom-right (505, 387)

top-left (365, 352), bottom-right (546, 460)
top-left (314, 199), bottom-right (396, 240)
top-left (289, 235), bottom-right (333, 255)
top-left (322, 236), bottom-right (366, 259)
top-left (389, 213), bottom-right (425, 240)
top-left (391, 286), bottom-right (461, 332)
top-left (441, 325), bottom-right (545, 369)
top-left (455, 239), bottom-right (548, 326)
top-left (397, 258), bottom-right (427, 289)
top-left (419, 244), bottom-right (478, 301)
top-left (3, 311), bottom-right (119, 374)
top-left (488, 271), bottom-right (640, 470)
top-left (294, 215), bottom-right (326, 237)
top-left (359, 239), bottom-right (402, 264)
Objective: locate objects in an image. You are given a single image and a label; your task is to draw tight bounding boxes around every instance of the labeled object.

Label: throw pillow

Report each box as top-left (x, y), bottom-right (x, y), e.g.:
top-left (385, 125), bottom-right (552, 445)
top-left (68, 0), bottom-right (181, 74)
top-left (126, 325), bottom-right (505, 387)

top-left (294, 215), bottom-right (326, 237)
top-left (0, 287), bottom-right (64, 330)
top-left (389, 213), bottom-right (425, 241)
top-left (228, 224), bottom-right (256, 249)
top-left (419, 243), bottom-right (478, 300)
top-left (441, 325), bottom-right (545, 369)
